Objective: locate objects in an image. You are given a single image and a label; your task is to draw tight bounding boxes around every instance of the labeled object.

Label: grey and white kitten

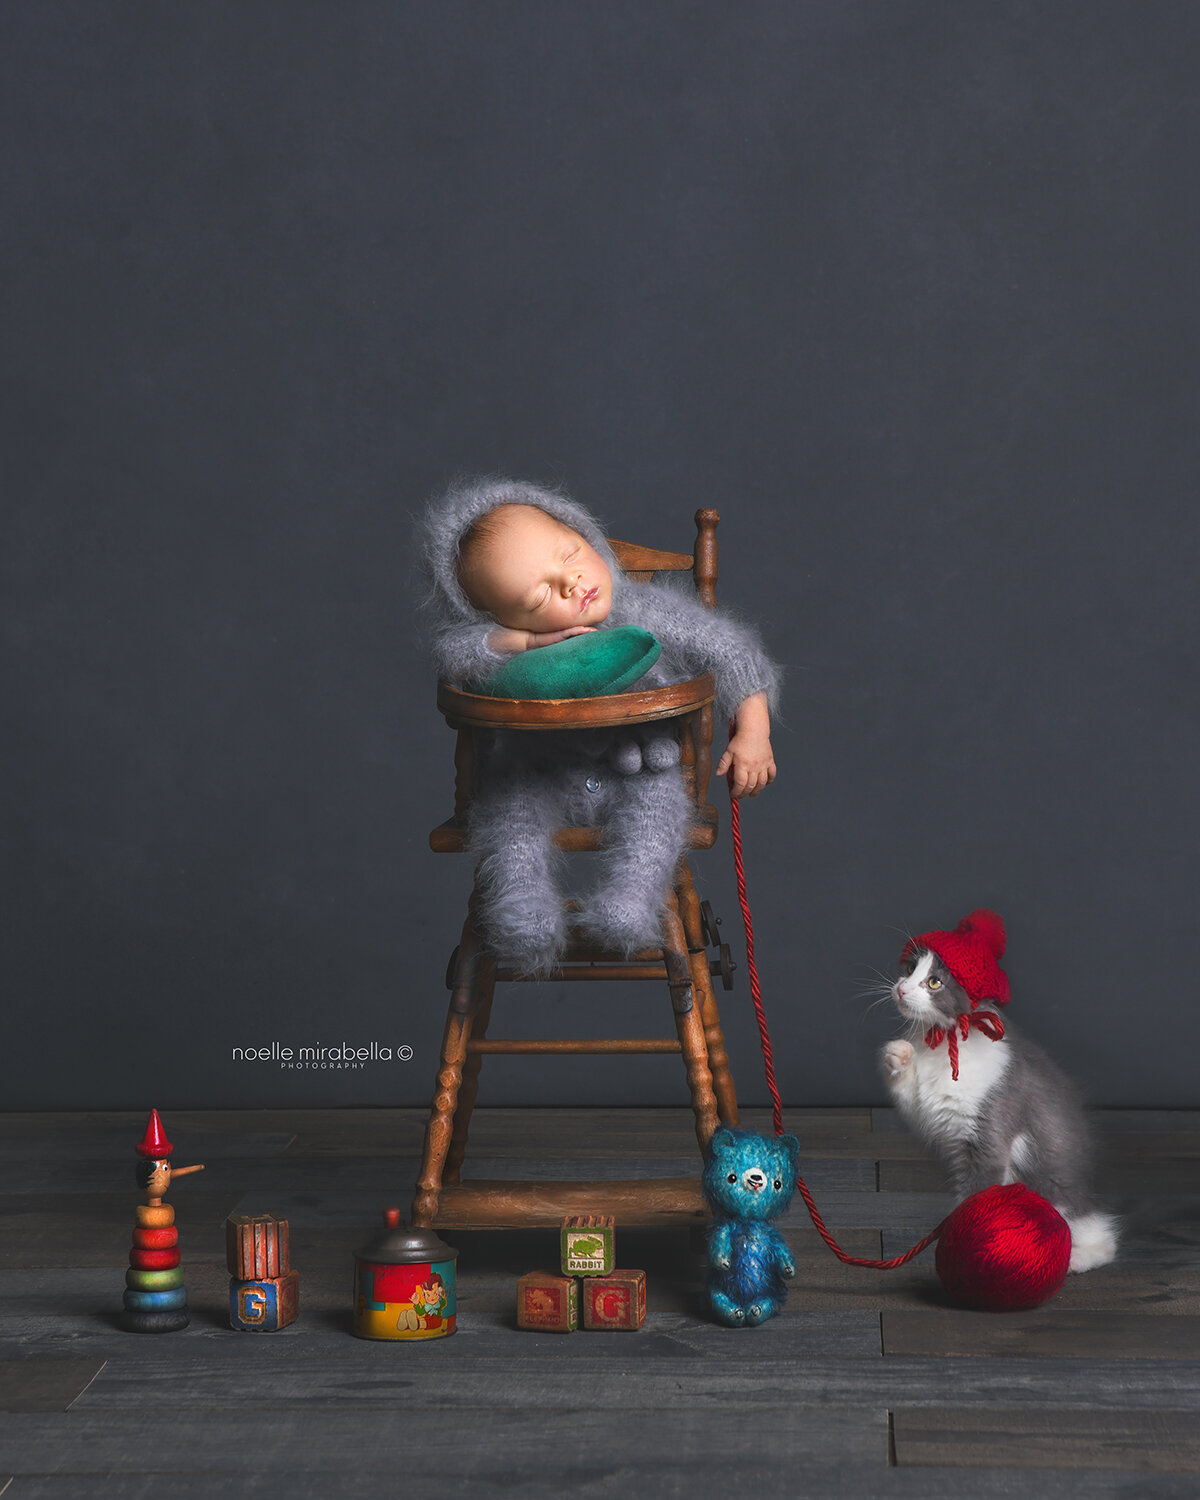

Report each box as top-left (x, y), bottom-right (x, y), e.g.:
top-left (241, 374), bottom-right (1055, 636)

top-left (880, 949), bottom-right (1118, 1272)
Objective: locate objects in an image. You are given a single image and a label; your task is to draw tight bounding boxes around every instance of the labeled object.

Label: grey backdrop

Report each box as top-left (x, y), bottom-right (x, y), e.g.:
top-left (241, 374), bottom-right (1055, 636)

top-left (5, 2), bottom-right (1198, 1111)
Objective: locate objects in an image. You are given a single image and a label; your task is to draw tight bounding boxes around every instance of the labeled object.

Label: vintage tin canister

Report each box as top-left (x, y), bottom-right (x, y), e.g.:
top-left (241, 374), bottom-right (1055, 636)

top-left (352, 1207), bottom-right (457, 1341)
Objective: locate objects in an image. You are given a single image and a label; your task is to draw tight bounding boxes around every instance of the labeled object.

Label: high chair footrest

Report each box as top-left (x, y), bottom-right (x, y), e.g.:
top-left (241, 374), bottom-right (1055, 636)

top-left (466, 1038), bottom-right (682, 1055)
top-left (420, 1178), bottom-right (709, 1230)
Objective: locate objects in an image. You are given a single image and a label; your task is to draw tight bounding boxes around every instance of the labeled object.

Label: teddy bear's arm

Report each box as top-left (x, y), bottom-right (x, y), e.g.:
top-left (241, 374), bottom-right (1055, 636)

top-left (769, 1227), bottom-right (796, 1280)
top-left (708, 1222), bottom-right (733, 1269)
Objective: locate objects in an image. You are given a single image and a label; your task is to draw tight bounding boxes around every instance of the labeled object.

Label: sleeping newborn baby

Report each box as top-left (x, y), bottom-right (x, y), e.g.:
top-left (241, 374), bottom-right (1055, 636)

top-left (421, 478), bottom-right (780, 972)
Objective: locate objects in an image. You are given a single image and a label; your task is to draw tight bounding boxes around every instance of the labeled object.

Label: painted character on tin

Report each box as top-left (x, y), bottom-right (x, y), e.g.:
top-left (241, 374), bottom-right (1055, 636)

top-left (412, 1272), bottom-right (448, 1327)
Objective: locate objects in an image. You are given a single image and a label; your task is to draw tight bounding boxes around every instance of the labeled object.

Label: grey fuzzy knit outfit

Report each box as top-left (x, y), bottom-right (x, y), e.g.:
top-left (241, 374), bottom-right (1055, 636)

top-left (421, 478), bottom-right (781, 973)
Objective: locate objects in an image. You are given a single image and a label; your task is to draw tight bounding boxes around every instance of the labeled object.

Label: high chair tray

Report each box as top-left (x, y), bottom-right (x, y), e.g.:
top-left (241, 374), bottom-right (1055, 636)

top-left (436, 673), bottom-right (715, 730)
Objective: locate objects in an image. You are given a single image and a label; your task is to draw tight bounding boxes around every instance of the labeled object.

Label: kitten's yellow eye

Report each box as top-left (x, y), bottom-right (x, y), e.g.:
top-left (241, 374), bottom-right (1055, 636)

top-left (928, 977), bottom-right (942, 990)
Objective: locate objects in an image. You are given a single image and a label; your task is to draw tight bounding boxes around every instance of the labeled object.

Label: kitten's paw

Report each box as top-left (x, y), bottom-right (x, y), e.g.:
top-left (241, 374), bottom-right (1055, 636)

top-left (1065, 1211), bottom-right (1119, 1272)
top-left (882, 1040), bottom-right (915, 1080)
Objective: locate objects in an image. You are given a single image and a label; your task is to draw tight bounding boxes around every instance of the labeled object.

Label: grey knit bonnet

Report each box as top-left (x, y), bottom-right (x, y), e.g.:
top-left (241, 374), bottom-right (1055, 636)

top-left (420, 477), bottom-right (626, 626)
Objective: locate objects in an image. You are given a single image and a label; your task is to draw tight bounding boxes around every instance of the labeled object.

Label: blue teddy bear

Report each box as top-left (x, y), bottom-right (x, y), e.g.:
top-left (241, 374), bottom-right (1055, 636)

top-left (701, 1127), bottom-right (799, 1327)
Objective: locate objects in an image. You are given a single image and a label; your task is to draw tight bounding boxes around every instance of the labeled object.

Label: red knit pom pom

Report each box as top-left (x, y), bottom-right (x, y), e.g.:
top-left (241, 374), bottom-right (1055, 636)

top-left (960, 908), bottom-right (1007, 959)
top-left (935, 1183), bottom-right (1071, 1310)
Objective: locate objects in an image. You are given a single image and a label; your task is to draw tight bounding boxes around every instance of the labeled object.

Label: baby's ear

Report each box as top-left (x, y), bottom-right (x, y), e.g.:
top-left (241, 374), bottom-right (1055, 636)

top-left (778, 1134), bottom-right (800, 1168)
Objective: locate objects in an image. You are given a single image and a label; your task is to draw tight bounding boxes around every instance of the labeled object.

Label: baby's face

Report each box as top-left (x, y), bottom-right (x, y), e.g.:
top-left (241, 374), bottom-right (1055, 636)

top-left (463, 505), bottom-right (612, 633)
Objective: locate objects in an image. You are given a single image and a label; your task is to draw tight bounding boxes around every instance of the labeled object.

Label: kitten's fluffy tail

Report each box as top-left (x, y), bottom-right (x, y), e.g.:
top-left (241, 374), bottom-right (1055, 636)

top-left (1063, 1209), bottom-right (1119, 1272)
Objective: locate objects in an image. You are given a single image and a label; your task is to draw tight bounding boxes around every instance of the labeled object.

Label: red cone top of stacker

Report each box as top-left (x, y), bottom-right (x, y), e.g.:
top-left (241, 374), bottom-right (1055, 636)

top-left (135, 1109), bottom-right (173, 1159)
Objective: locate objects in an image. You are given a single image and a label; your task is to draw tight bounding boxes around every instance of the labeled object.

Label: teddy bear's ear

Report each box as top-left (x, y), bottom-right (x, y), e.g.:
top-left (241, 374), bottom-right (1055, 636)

top-left (778, 1134), bottom-right (800, 1167)
top-left (708, 1127), bottom-right (737, 1155)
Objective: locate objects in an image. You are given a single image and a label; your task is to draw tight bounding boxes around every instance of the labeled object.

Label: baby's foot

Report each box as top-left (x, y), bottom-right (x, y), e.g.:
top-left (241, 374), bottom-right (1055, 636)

top-left (612, 740), bottom-right (643, 776)
top-left (642, 735), bottom-right (680, 772)
top-left (882, 1040), bottom-right (914, 1080)
top-left (577, 895), bottom-right (663, 957)
top-left (481, 897), bottom-right (565, 976)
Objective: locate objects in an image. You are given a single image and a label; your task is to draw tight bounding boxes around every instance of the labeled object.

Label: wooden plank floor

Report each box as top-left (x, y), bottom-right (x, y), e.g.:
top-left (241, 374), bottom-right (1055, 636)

top-left (1, 1105), bottom-right (1198, 1498)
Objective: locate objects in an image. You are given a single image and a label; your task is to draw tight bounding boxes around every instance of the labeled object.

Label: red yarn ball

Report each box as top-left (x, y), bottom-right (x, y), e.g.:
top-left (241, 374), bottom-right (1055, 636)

top-left (935, 1183), bottom-right (1071, 1310)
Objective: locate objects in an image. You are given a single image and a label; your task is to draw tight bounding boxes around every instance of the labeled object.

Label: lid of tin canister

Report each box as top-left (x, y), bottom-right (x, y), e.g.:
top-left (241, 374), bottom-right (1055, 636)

top-left (354, 1206), bottom-right (456, 1265)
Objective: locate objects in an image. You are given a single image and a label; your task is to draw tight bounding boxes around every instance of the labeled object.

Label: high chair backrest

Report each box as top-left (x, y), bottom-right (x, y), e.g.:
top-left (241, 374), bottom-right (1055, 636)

top-left (609, 507), bottom-right (719, 606)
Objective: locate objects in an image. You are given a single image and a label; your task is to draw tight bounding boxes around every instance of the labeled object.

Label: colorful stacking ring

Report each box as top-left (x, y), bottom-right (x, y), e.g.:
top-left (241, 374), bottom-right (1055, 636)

top-left (135, 1204), bottom-right (175, 1228)
top-left (123, 1286), bottom-right (188, 1313)
top-left (122, 1308), bottom-right (190, 1333)
top-left (129, 1247), bottom-right (182, 1271)
top-left (126, 1266), bottom-right (185, 1291)
top-left (132, 1226), bottom-right (179, 1251)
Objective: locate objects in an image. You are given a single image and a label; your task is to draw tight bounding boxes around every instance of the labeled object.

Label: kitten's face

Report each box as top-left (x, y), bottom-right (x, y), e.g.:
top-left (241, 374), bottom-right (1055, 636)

top-left (893, 950), bottom-right (970, 1027)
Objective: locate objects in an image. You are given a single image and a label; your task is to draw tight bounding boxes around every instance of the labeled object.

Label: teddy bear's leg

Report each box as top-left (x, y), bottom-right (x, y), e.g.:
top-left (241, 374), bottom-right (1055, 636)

top-left (468, 771), bottom-right (567, 975)
top-left (707, 1286), bottom-right (747, 1326)
top-left (577, 766), bottom-right (694, 956)
top-left (743, 1296), bottom-right (778, 1326)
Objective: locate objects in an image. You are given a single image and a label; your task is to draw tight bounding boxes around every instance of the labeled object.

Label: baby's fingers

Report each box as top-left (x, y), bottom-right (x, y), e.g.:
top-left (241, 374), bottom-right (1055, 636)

top-left (745, 763), bottom-right (777, 798)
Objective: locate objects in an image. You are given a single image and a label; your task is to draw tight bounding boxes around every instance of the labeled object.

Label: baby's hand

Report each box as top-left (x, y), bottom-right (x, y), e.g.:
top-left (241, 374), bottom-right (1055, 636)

top-left (716, 691), bottom-right (776, 799)
top-left (716, 736), bottom-right (776, 798)
top-left (487, 625), bottom-right (597, 653)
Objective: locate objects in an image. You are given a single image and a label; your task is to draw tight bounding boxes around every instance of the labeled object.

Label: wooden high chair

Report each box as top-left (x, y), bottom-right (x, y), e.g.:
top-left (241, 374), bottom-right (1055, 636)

top-left (411, 509), bottom-right (740, 1230)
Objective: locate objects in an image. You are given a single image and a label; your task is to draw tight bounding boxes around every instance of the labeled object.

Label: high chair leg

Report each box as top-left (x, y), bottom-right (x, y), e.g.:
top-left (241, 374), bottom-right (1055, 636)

top-left (445, 948), bottom-right (496, 1185)
top-left (411, 906), bottom-right (487, 1229)
top-left (677, 862), bottom-right (739, 1126)
top-left (661, 887), bottom-right (720, 1153)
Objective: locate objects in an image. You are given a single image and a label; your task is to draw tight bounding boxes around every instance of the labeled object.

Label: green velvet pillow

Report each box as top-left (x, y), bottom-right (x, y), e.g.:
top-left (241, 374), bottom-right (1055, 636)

top-left (472, 626), bottom-right (662, 699)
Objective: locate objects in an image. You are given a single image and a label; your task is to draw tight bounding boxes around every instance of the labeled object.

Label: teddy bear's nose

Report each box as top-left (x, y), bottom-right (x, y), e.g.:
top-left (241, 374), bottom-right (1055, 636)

top-left (744, 1170), bottom-right (766, 1191)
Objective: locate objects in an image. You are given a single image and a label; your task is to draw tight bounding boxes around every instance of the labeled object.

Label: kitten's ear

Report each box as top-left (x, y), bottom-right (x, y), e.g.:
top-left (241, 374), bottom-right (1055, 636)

top-left (778, 1134), bottom-right (800, 1167)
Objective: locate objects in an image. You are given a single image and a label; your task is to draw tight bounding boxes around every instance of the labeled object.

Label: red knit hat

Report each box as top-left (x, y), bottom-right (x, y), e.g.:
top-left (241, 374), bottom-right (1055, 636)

top-left (901, 909), bottom-right (1010, 1007)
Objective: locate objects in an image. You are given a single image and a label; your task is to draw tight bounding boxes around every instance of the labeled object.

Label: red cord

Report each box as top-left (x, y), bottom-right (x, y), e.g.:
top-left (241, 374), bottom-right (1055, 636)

top-left (925, 1010), bottom-right (1005, 1082)
top-left (727, 785), bottom-right (783, 1138)
top-left (725, 729), bottom-right (945, 1270)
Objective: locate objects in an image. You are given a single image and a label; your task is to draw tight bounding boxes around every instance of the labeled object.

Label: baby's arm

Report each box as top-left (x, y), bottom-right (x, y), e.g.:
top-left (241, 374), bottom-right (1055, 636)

top-left (618, 583), bottom-right (780, 798)
top-left (715, 691), bottom-right (776, 799)
top-left (430, 621), bottom-right (594, 686)
top-left (487, 624), bottom-right (596, 653)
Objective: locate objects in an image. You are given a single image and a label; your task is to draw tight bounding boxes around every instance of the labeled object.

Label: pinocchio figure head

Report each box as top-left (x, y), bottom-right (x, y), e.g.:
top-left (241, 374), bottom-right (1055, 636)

top-left (135, 1109), bottom-right (204, 1204)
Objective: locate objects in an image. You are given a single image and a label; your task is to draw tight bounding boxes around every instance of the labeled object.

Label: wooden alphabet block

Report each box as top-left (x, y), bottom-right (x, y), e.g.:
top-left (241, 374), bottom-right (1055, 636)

top-left (229, 1269), bottom-right (300, 1332)
top-left (581, 1269), bottom-right (646, 1331)
top-left (226, 1214), bottom-right (290, 1279)
top-left (517, 1271), bottom-right (578, 1333)
top-left (560, 1214), bottom-right (616, 1277)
